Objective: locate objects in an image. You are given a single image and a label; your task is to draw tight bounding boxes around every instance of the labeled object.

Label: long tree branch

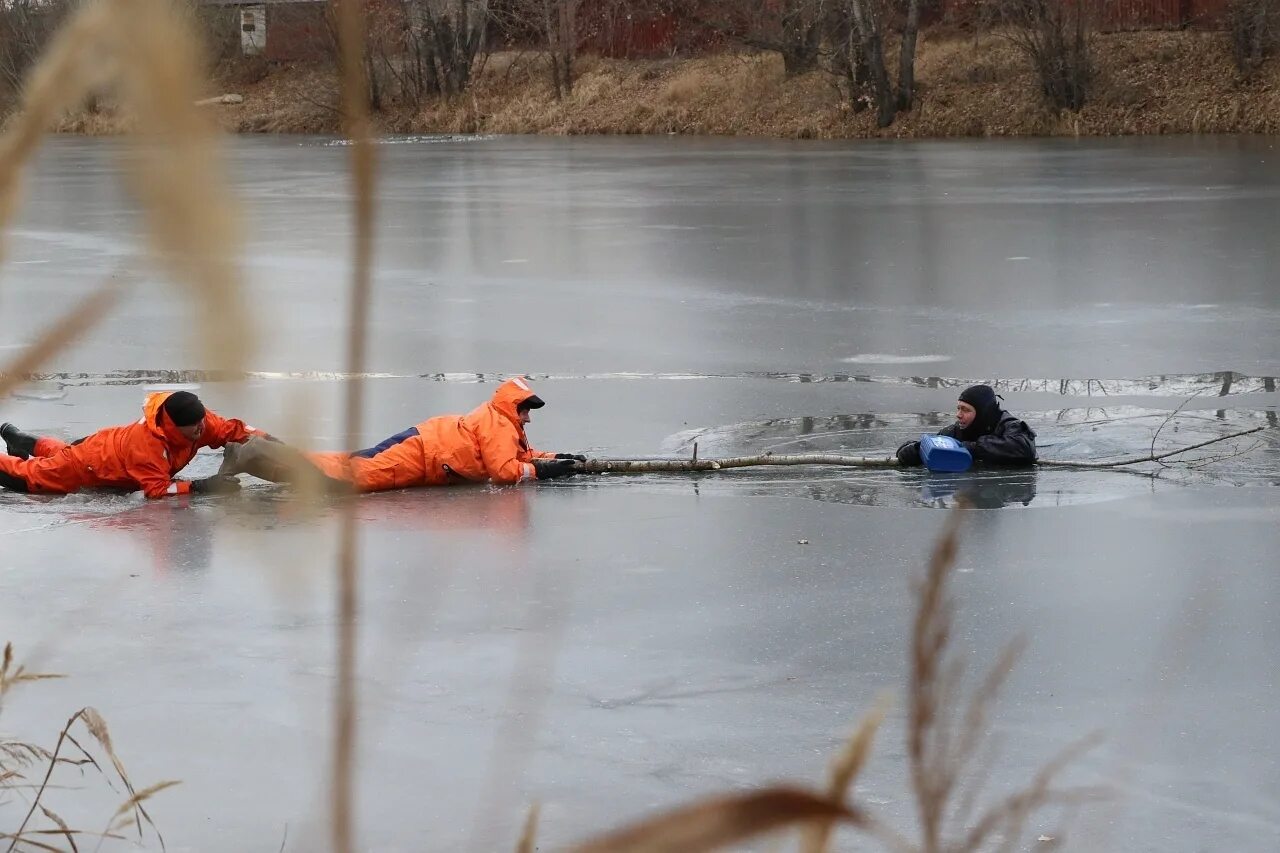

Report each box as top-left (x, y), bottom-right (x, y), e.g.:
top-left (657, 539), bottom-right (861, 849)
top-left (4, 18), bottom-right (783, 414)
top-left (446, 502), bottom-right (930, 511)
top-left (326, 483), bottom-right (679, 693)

top-left (1036, 425), bottom-right (1267, 469)
top-left (579, 426), bottom-right (1270, 474)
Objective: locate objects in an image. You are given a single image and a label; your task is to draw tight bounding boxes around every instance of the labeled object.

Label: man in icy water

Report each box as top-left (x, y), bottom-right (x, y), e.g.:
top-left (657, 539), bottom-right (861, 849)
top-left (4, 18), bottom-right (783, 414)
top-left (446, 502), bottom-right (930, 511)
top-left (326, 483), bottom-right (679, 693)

top-left (217, 377), bottom-right (585, 493)
top-left (1, 391), bottom-right (256, 498)
top-left (896, 384), bottom-right (1037, 467)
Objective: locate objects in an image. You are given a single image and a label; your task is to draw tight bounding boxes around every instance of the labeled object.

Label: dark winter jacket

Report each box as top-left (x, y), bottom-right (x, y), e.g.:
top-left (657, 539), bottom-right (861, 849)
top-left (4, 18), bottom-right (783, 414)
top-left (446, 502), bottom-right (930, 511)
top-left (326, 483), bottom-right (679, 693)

top-left (897, 411), bottom-right (1037, 467)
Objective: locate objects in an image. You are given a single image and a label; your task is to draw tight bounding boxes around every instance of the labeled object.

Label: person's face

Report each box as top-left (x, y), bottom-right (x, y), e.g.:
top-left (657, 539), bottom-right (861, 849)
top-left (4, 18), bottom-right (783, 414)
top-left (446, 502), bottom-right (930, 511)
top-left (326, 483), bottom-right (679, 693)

top-left (519, 407), bottom-right (531, 425)
top-left (956, 401), bottom-right (977, 429)
top-left (178, 419), bottom-right (205, 442)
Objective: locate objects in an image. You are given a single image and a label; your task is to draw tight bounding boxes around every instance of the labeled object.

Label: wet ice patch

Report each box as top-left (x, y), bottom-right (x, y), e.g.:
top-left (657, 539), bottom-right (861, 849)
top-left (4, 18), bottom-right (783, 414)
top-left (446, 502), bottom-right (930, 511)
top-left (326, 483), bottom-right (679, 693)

top-left (842, 354), bottom-right (952, 365)
top-left (315, 134), bottom-right (497, 147)
top-left (652, 407), bottom-right (1280, 510)
top-left (9, 382), bottom-right (66, 401)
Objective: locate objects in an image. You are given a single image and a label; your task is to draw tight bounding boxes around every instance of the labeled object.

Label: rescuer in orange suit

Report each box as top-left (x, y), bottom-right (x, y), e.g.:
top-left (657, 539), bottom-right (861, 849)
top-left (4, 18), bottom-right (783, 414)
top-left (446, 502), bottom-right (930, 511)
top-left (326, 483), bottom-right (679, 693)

top-left (219, 377), bottom-right (586, 492)
top-left (0, 391), bottom-right (257, 498)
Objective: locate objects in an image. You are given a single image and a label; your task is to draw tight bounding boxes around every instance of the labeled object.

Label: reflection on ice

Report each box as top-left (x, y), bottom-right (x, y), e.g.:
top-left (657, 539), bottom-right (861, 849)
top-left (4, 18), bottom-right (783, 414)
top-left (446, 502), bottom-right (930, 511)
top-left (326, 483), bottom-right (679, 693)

top-left (8, 369), bottom-right (1279, 399)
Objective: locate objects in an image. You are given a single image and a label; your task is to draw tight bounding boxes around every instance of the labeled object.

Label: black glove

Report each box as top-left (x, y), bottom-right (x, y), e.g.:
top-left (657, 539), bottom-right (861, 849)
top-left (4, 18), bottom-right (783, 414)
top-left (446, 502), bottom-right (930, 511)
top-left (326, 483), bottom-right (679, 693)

top-left (895, 441), bottom-right (922, 467)
top-left (554, 453), bottom-right (588, 462)
top-left (533, 458), bottom-right (577, 480)
top-left (189, 475), bottom-right (242, 495)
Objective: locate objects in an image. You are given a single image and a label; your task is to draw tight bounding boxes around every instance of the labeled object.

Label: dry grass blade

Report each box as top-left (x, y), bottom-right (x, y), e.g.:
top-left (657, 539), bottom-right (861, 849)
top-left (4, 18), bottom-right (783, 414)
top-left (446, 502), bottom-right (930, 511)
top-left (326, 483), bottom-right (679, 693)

top-left (515, 803), bottom-right (539, 853)
top-left (950, 637), bottom-right (1027, 796)
top-left (801, 693), bottom-right (891, 853)
top-left (78, 708), bottom-right (166, 850)
top-left (966, 733), bottom-right (1105, 853)
top-left (567, 787), bottom-right (859, 853)
top-left (910, 503), bottom-right (965, 852)
top-left (6, 710), bottom-right (88, 853)
top-left (108, 778), bottom-right (180, 824)
top-left (0, 833), bottom-right (65, 853)
top-left (38, 805), bottom-right (77, 853)
top-left (0, 279), bottom-right (124, 402)
top-left (1, 741), bottom-right (51, 766)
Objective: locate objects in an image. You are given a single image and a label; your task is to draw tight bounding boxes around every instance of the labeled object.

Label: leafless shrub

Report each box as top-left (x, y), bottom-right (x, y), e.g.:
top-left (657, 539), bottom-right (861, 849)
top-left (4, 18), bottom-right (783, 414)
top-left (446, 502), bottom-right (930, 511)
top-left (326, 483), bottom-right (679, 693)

top-left (1226, 0), bottom-right (1280, 75)
top-left (697, 0), bottom-right (828, 77)
top-left (0, 0), bottom-right (74, 99)
top-left (993, 0), bottom-right (1094, 112)
top-left (491, 0), bottom-right (583, 97)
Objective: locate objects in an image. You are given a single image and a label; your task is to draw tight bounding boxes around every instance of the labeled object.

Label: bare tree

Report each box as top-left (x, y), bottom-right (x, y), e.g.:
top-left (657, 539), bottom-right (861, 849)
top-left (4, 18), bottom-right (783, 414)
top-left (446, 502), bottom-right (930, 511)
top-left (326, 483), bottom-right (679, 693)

top-left (698, 0), bottom-right (830, 77)
top-left (494, 0), bottom-right (583, 98)
top-left (994, 0), bottom-right (1094, 112)
top-left (412, 0), bottom-right (491, 97)
top-left (321, 0), bottom-right (489, 110)
top-left (828, 0), bottom-right (924, 128)
top-left (0, 0), bottom-right (73, 98)
top-left (1226, 0), bottom-right (1280, 75)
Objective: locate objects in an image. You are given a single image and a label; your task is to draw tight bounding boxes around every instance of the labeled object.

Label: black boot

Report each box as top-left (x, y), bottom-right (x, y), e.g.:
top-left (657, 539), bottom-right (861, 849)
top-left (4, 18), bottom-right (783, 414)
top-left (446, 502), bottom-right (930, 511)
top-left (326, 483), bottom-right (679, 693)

top-left (0, 469), bottom-right (29, 492)
top-left (1, 423), bottom-right (39, 460)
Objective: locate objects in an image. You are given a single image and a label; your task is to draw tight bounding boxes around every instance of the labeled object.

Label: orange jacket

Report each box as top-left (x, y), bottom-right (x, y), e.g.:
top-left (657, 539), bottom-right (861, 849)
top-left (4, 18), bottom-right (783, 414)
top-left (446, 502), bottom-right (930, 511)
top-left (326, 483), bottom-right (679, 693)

top-left (423, 377), bottom-right (555, 485)
top-left (8, 392), bottom-right (258, 498)
top-left (307, 377), bottom-right (555, 490)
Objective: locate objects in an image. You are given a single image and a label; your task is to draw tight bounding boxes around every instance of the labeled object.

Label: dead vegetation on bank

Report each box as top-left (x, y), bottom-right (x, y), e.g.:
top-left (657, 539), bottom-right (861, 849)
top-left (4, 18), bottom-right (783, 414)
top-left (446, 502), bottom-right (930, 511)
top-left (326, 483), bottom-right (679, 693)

top-left (48, 29), bottom-right (1280, 138)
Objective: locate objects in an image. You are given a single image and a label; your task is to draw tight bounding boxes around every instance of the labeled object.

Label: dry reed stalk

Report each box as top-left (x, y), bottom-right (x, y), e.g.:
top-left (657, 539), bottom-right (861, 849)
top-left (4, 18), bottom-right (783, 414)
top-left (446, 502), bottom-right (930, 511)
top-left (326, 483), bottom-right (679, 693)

top-left (0, 278), bottom-right (124, 401)
top-left (909, 505), bottom-right (963, 852)
top-left (567, 788), bottom-right (861, 853)
top-left (800, 693), bottom-right (891, 853)
top-left (37, 806), bottom-right (76, 853)
top-left (5, 705), bottom-right (172, 853)
top-left (514, 803), bottom-right (539, 853)
top-left (330, 0), bottom-right (378, 846)
top-left (906, 504), bottom-right (1103, 853)
top-left (0, 643), bottom-right (64, 702)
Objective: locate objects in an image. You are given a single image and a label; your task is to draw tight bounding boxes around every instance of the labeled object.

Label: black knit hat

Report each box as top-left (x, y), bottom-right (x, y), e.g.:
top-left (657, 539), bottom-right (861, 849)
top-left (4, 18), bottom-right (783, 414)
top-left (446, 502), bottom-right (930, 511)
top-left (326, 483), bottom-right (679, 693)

top-left (957, 384), bottom-right (1002, 434)
top-left (162, 391), bottom-right (206, 427)
top-left (958, 384), bottom-right (998, 413)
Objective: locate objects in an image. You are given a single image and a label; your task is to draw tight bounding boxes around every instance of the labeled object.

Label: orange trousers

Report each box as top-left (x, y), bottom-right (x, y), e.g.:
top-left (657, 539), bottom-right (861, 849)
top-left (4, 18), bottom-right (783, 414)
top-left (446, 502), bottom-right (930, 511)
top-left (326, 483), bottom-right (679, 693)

top-left (0, 437), bottom-right (87, 493)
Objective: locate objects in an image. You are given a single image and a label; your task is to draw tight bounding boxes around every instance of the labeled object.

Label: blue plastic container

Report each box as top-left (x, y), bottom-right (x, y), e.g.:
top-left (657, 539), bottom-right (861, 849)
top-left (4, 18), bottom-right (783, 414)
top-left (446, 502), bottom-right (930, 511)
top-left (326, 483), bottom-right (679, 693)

top-left (919, 434), bottom-right (973, 473)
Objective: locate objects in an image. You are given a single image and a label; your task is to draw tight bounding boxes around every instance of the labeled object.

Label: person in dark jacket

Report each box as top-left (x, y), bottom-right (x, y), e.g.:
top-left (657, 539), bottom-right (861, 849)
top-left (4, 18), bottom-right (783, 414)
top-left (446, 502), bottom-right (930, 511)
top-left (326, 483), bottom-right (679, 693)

top-left (896, 384), bottom-right (1037, 467)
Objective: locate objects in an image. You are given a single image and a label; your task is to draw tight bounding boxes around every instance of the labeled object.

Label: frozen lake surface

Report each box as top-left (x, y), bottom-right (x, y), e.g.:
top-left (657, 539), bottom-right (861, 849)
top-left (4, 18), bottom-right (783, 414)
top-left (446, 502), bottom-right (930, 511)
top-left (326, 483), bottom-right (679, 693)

top-left (2, 135), bottom-right (1278, 851)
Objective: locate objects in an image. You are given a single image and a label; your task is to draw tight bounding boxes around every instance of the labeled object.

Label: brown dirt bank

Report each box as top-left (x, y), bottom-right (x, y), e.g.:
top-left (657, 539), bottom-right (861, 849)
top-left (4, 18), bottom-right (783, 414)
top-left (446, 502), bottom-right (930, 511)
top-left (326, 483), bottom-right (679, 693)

top-left (51, 30), bottom-right (1280, 138)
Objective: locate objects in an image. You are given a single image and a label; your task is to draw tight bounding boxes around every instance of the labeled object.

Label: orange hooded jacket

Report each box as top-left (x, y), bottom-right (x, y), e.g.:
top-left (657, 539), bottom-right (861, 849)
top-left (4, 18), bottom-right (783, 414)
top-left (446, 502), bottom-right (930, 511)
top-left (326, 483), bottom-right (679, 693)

top-left (0, 392), bottom-right (258, 498)
top-left (306, 377), bottom-right (556, 492)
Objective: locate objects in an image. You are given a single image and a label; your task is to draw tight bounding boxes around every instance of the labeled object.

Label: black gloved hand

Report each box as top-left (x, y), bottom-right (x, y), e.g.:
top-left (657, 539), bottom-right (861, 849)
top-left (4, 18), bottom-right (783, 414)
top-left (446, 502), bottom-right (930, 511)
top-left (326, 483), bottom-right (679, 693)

top-left (895, 441), bottom-right (922, 467)
top-left (190, 475), bottom-right (242, 495)
top-left (554, 453), bottom-right (588, 462)
top-left (533, 458), bottom-right (578, 480)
